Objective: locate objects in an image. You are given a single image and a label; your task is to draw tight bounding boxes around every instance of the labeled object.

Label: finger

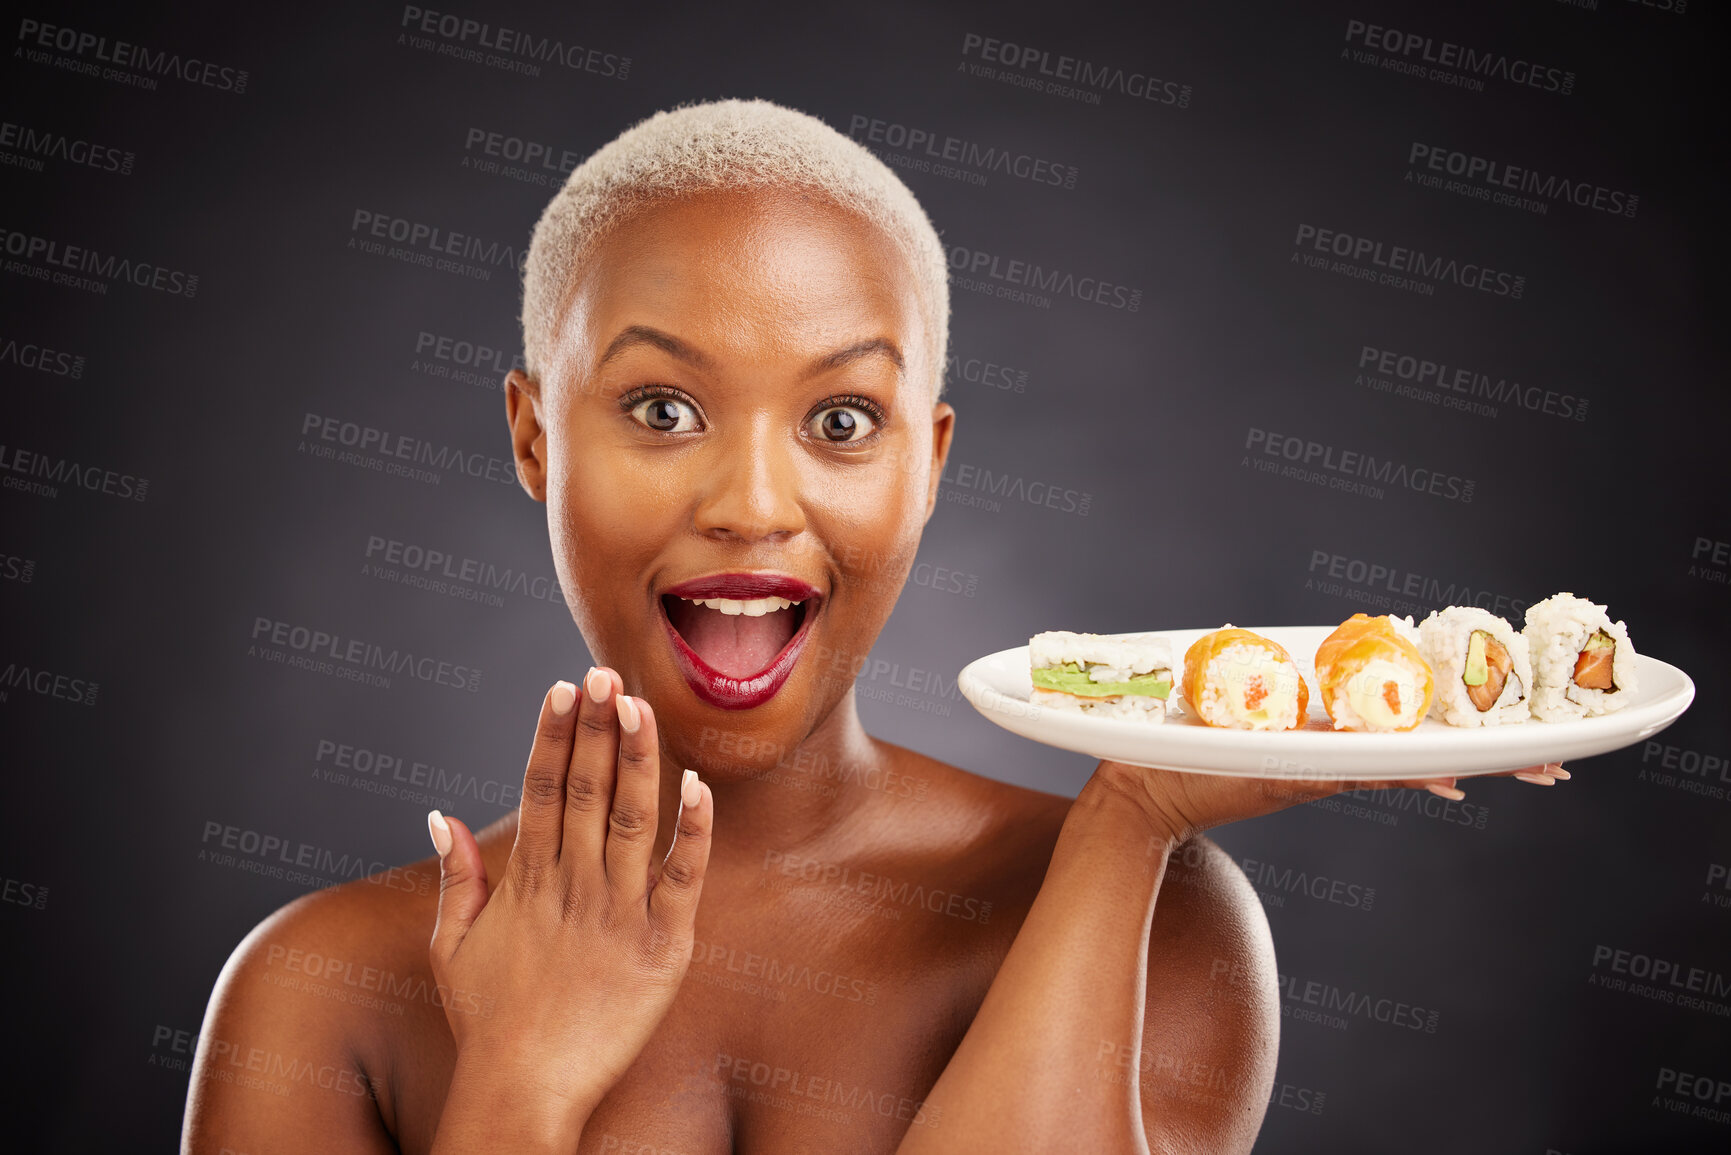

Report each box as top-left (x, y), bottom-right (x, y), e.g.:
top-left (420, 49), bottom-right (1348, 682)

top-left (429, 812), bottom-right (490, 967)
top-left (605, 693), bottom-right (661, 901)
top-left (563, 667), bottom-right (623, 870)
top-left (650, 771), bottom-right (713, 936)
top-left (512, 680), bottom-right (579, 883)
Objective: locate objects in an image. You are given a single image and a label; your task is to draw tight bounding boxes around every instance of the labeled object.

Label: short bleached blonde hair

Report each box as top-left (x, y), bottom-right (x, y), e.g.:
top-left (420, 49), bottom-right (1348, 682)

top-left (520, 97), bottom-right (951, 397)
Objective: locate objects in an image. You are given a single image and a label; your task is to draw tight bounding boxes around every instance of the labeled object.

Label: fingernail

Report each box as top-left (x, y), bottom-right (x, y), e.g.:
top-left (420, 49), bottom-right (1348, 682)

top-left (550, 680), bottom-right (576, 716)
top-left (1514, 772), bottom-right (1556, 786)
top-left (1546, 763), bottom-right (1571, 780)
top-left (585, 666), bottom-right (611, 704)
top-left (427, 810), bottom-right (453, 858)
top-left (1426, 783), bottom-right (1466, 801)
top-left (681, 768), bottom-right (700, 808)
top-left (616, 693), bottom-right (641, 733)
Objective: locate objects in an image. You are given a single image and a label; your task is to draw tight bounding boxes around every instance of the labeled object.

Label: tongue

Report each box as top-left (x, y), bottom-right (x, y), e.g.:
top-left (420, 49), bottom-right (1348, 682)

top-left (668, 601), bottom-right (799, 679)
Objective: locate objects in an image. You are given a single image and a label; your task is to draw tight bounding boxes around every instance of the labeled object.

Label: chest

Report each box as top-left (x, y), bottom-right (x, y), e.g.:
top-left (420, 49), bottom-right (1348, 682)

top-left (391, 911), bottom-right (994, 1154)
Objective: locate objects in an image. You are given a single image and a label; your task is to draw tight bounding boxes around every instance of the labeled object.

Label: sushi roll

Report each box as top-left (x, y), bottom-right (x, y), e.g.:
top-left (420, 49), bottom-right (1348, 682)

top-left (1523, 592), bottom-right (1638, 720)
top-left (1028, 631), bottom-right (1174, 721)
top-left (1418, 606), bottom-right (1533, 727)
top-left (1315, 613), bottom-right (1435, 732)
top-left (1180, 626), bottom-right (1310, 731)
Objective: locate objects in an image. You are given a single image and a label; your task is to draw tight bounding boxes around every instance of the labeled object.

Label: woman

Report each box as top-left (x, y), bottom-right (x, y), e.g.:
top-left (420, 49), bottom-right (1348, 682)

top-left (182, 98), bottom-right (1564, 1154)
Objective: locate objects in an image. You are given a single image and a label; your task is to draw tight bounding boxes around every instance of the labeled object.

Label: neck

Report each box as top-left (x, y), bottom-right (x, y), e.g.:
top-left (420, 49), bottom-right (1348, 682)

top-left (664, 689), bottom-right (882, 856)
top-left (475, 689), bottom-right (890, 873)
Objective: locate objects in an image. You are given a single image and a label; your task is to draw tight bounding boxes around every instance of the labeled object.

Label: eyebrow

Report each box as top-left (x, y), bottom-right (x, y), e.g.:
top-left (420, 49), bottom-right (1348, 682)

top-left (596, 325), bottom-right (903, 379)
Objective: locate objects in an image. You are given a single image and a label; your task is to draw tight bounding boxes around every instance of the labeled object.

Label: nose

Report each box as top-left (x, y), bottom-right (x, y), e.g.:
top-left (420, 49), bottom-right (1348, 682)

top-left (692, 416), bottom-right (807, 543)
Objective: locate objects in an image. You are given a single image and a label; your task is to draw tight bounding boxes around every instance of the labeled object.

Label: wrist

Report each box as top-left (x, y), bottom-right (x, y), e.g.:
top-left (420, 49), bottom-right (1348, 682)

top-left (436, 1045), bottom-right (598, 1153)
top-left (1078, 760), bottom-right (1191, 848)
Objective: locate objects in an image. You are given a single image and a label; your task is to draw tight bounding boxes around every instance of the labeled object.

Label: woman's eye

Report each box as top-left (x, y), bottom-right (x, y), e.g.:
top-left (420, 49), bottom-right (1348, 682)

top-left (630, 396), bottom-right (700, 433)
top-left (808, 405), bottom-right (877, 443)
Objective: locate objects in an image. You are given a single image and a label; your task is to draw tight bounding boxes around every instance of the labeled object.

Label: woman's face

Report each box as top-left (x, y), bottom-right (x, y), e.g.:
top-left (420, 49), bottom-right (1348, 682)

top-left (506, 186), bottom-right (954, 779)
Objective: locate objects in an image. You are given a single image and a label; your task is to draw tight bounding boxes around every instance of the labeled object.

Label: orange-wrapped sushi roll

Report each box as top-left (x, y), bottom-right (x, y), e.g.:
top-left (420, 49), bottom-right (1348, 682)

top-left (1314, 614), bottom-right (1435, 732)
top-left (1181, 626), bottom-right (1310, 730)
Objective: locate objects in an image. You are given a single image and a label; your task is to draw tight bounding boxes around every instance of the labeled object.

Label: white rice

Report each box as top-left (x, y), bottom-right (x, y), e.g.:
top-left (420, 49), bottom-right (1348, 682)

top-left (1029, 630), bottom-right (1173, 722)
top-left (1523, 592), bottom-right (1638, 720)
top-left (1185, 640), bottom-right (1305, 731)
top-left (1418, 606), bottom-right (1533, 727)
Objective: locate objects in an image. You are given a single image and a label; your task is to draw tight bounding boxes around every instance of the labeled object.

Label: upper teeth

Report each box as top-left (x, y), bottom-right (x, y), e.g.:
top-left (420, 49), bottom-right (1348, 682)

top-left (679, 595), bottom-right (801, 617)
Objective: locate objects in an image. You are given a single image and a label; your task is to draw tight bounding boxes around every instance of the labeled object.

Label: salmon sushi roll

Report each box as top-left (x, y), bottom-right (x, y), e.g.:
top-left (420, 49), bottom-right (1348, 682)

top-left (1523, 592), bottom-right (1638, 720)
top-left (1418, 606), bottom-right (1534, 727)
top-left (1314, 613), bottom-right (1434, 732)
top-left (1179, 626), bottom-right (1310, 730)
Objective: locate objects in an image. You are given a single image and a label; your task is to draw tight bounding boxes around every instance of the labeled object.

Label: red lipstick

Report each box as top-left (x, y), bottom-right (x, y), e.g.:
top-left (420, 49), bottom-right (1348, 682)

top-left (659, 572), bottom-right (822, 710)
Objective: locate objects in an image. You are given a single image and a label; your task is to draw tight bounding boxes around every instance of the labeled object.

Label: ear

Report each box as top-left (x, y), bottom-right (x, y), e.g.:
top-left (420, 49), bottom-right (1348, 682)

top-left (923, 400), bottom-right (956, 524)
top-left (504, 369), bottom-right (548, 503)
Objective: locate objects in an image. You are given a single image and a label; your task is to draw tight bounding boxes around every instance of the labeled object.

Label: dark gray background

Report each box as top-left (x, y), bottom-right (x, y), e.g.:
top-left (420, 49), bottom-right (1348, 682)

top-left (2, 0), bottom-right (1726, 1150)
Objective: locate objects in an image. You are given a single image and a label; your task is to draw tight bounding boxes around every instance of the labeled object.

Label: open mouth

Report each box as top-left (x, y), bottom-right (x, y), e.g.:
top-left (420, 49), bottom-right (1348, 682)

top-left (659, 572), bottom-right (822, 709)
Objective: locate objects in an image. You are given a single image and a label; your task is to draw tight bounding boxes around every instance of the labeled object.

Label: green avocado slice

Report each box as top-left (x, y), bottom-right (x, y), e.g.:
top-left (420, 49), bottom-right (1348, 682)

top-left (1031, 661), bottom-right (1173, 699)
top-left (1463, 631), bottom-right (1489, 687)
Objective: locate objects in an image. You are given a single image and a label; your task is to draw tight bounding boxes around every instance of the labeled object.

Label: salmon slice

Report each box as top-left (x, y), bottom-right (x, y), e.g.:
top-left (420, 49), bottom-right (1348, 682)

top-left (1573, 644), bottom-right (1615, 690)
top-left (1466, 635), bottom-right (1514, 712)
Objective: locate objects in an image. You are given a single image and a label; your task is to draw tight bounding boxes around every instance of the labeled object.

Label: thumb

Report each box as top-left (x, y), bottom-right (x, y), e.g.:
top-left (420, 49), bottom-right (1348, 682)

top-left (427, 810), bottom-right (489, 966)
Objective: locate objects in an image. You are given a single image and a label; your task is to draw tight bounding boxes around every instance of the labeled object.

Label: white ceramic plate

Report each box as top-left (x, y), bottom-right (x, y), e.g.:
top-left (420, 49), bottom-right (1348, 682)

top-left (957, 625), bottom-right (1695, 780)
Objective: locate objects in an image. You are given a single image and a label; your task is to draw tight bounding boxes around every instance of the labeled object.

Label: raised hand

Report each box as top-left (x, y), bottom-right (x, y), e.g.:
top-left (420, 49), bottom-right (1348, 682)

top-left (424, 667), bottom-right (712, 1150)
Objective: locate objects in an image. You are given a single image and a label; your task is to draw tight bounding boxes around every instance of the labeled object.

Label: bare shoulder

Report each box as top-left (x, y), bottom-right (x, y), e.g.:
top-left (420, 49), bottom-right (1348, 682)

top-left (874, 742), bottom-right (1279, 1151)
top-left (862, 738), bottom-right (1072, 886)
top-left (1137, 835), bottom-right (1280, 1155)
top-left (182, 859), bottom-right (444, 1153)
